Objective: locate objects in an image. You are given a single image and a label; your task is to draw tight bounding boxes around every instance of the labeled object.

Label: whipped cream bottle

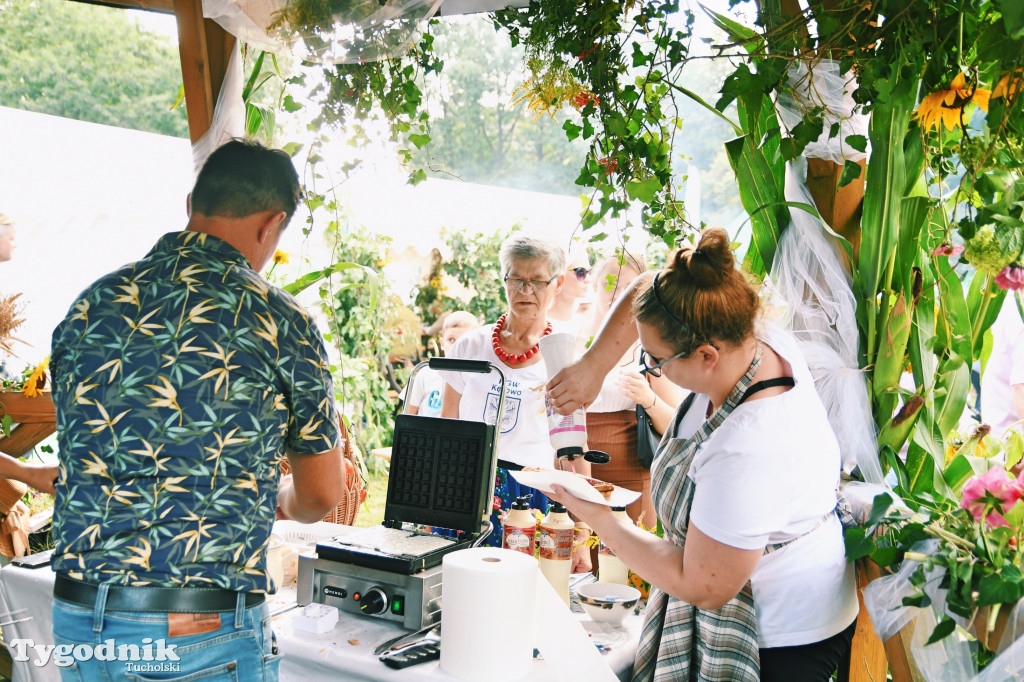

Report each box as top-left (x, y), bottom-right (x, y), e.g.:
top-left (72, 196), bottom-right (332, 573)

top-left (539, 333), bottom-right (588, 458)
top-left (538, 501), bottom-right (574, 606)
top-left (598, 506), bottom-right (632, 585)
top-left (502, 494), bottom-right (538, 556)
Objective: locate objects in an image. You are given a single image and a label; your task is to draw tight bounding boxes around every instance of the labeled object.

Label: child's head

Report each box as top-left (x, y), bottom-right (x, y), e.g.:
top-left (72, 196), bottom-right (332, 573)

top-left (440, 311), bottom-right (480, 354)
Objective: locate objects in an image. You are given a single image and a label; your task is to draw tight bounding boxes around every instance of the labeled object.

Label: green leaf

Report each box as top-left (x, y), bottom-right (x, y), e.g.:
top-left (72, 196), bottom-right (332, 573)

top-left (872, 292), bottom-right (912, 401)
top-left (925, 617), bottom-right (957, 646)
top-left (408, 133), bottom-right (431, 149)
top-left (625, 177), bottom-right (663, 204)
top-left (1005, 431), bottom-right (1023, 470)
top-left (282, 95), bottom-right (303, 113)
top-left (562, 120), bottom-right (582, 141)
top-left (844, 527), bottom-right (875, 561)
top-left (838, 159), bottom-right (862, 188)
top-left (942, 454), bottom-right (974, 491)
top-left (1005, 500), bottom-right (1024, 529)
top-left (867, 492), bottom-right (896, 526)
top-left (282, 262), bottom-right (376, 297)
top-left (846, 134), bottom-right (868, 153)
top-left (281, 142), bottom-right (304, 157)
top-left (978, 573), bottom-right (1022, 606)
top-left (408, 169), bottom-right (428, 186)
top-left (994, 0), bottom-right (1024, 38)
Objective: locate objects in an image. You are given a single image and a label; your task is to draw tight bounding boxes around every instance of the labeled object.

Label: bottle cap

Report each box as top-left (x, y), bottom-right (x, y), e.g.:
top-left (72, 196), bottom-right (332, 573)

top-left (548, 501), bottom-right (567, 514)
top-left (557, 446), bottom-right (584, 459)
top-left (511, 494), bottom-right (532, 510)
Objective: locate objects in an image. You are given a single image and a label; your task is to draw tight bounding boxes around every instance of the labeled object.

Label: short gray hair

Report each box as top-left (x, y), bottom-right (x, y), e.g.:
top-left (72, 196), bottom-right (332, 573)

top-left (442, 310), bottom-right (479, 331)
top-left (499, 233), bottom-right (566, 279)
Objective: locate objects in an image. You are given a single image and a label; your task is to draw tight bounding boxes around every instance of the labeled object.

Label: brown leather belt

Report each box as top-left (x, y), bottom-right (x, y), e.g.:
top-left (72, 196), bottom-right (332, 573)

top-left (55, 574), bottom-right (265, 614)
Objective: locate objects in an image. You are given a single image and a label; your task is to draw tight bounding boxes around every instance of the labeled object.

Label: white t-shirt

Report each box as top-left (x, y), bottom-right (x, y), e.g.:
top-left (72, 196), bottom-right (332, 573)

top-left (443, 327), bottom-right (554, 469)
top-left (402, 366), bottom-right (445, 418)
top-left (982, 301), bottom-right (1024, 434)
top-left (677, 323), bottom-right (858, 648)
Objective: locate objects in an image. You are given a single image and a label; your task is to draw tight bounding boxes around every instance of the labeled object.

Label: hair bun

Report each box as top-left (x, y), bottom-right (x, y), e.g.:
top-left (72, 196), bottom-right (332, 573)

top-left (671, 227), bottom-right (734, 288)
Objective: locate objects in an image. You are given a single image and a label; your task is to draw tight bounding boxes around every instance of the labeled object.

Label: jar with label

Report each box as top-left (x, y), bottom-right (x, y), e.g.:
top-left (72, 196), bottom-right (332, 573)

top-left (502, 494), bottom-right (538, 556)
top-left (538, 501), bottom-right (574, 606)
top-left (598, 506), bottom-right (632, 585)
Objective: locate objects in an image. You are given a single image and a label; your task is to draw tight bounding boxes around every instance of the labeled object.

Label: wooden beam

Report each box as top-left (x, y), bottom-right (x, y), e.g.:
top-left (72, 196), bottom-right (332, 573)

top-left (65, 0), bottom-right (175, 15)
top-left (173, 0), bottom-right (235, 144)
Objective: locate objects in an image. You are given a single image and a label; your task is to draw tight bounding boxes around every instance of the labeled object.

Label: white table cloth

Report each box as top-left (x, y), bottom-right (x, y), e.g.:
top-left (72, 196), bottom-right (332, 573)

top-left (0, 538), bottom-right (639, 681)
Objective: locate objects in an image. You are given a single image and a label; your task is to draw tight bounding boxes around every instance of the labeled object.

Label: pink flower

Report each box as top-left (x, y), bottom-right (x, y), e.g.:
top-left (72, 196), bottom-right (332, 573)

top-left (932, 243), bottom-right (964, 257)
top-left (995, 265), bottom-right (1024, 290)
top-left (961, 467), bottom-right (1024, 527)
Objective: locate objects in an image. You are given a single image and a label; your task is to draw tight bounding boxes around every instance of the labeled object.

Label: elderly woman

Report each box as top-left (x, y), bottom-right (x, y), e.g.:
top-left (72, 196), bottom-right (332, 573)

top-left (547, 228), bottom-right (857, 681)
top-left (442, 233), bottom-right (591, 560)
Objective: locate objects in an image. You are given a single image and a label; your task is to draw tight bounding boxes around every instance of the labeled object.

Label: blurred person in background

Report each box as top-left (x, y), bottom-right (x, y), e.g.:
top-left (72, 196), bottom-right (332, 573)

top-left (403, 311), bottom-right (479, 417)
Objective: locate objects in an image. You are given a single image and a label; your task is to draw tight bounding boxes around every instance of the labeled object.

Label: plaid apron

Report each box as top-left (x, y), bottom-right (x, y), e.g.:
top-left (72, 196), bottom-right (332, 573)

top-left (631, 344), bottom-right (764, 682)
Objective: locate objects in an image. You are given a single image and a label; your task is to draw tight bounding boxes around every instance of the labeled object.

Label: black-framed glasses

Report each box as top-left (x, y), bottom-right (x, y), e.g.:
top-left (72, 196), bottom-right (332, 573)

top-left (570, 266), bottom-right (591, 282)
top-left (639, 348), bottom-right (687, 377)
top-left (504, 274), bottom-right (558, 293)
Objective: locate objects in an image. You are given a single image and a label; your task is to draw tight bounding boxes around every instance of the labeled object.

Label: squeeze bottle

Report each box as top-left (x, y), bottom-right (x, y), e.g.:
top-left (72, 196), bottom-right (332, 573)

top-left (598, 506), bottom-right (632, 586)
top-left (502, 494), bottom-right (538, 556)
top-left (538, 501), bottom-right (574, 606)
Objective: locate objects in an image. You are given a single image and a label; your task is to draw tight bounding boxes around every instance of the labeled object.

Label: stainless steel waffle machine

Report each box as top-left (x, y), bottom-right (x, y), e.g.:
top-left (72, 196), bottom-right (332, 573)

top-left (297, 358), bottom-right (504, 630)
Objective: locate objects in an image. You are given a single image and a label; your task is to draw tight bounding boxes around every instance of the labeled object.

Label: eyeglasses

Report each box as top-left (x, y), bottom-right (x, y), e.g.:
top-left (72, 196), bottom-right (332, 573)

top-left (504, 274), bottom-right (558, 293)
top-left (570, 266), bottom-right (591, 282)
top-left (639, 347), bottom-right (687, 377)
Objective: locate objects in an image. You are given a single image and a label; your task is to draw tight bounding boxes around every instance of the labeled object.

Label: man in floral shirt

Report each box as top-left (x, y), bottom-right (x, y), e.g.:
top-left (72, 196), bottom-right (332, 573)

top-left (49, 140), bottom-right (345, 681)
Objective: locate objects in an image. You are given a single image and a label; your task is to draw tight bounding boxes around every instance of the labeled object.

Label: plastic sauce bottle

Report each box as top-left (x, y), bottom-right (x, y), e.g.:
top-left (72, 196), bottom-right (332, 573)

top-left (502, 494), bottom-right (538, 556)
top-left (598, 506), bottom-right (632, 586)
top-left (538, 501), bottom-right (574, 606)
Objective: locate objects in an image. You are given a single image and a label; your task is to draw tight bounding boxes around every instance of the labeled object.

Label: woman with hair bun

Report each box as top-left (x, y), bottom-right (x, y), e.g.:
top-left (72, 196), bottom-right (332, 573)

top-left (546, 227), bottom-right (857, 681)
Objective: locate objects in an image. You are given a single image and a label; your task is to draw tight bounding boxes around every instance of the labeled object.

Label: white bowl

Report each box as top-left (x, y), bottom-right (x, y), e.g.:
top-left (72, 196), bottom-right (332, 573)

top-left (576, 583), bottom-right (641, 626)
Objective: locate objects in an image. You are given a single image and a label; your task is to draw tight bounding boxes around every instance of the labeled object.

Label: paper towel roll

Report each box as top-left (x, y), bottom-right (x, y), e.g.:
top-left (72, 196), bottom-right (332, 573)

top-left (441, 547), bottom-right (538, 681)
top-left (538, 332), bottom-right (576, 379)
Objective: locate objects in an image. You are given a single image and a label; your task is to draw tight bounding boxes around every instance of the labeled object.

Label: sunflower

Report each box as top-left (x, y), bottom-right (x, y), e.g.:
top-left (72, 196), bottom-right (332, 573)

top-left (22, 356), bottom-right (49, 398)
top-left (993, 71), bottom-right (1022, 100)
top-left (913, 72), bottom-right (991, 132)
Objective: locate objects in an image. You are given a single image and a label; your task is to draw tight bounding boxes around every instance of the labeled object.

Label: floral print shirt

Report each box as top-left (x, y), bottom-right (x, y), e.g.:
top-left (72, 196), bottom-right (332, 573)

top-left (50, 231), bottom-right (339, 593)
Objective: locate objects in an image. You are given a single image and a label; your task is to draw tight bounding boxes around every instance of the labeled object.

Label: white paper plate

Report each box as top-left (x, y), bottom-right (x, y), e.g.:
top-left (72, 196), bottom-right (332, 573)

top-left (509, 469), bottom-right (641, 507)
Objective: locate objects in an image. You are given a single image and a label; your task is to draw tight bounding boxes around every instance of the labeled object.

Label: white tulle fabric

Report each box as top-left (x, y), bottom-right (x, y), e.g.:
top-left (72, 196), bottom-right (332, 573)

top-left (776, 59), bottom-right (869, 163)
top-left (191, 46), bottom-right (245, 178)
top-left (766, 159), bottom-right (883, 484)
top-left (202, 0), bottom-right (443, 63)
top-left (862, 537), bottom-right (1024, 681)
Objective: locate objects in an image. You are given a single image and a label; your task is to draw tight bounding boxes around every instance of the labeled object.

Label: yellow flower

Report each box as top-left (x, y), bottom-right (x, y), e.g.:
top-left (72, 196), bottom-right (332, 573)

top-left (272, 250), bottom-right (289, 266)
top-left (993, 72), bottom-right (1022, 100)
top-left (22, 356), bottom-right (49, 397)
top-left (913, 72), bottom-right (991, 132)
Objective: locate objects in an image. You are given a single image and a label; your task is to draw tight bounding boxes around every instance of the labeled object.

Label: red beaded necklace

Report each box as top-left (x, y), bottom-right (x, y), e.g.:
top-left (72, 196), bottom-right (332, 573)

top-left (491, 313), bottom-right (552, 365)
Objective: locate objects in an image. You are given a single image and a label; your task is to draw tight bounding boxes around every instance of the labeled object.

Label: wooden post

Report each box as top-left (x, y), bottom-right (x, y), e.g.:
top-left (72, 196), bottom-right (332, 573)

top-left (173, 0), bottom-right (235, 144)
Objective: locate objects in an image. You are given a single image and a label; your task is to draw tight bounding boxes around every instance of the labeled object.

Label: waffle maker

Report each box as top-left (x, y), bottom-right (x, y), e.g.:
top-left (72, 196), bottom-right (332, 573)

top-left (297, 358), bottom-right (503, 630)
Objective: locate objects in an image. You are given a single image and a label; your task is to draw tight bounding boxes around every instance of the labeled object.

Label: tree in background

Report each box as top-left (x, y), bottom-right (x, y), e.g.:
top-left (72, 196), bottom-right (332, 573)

top-left (413, 17), bottom-right (587, 195)
top-left (0, 0), bottom-right (187, 138)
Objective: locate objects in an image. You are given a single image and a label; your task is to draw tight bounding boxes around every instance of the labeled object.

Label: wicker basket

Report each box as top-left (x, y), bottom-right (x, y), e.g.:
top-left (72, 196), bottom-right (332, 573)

top-left (279, 417), bottom-right (364, 525)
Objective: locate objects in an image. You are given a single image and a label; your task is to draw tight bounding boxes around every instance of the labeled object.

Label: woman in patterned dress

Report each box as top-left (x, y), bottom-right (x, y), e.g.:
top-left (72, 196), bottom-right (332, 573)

top-left (546, 227), bottom-right (858, 681)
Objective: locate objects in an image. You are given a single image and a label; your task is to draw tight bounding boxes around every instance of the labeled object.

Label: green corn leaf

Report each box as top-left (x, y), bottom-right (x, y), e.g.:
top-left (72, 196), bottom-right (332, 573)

top-left (873, 292), bottom-right (912, 402)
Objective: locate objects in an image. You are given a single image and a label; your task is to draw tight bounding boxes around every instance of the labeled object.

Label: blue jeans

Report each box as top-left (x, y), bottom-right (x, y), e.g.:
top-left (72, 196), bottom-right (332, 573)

top-left (52, 587), bottom-right (280, 682)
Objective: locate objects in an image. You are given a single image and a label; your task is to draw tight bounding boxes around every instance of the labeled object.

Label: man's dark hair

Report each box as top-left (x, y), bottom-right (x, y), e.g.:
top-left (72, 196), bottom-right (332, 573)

top-left (190, 139), bottom-right (302, 223)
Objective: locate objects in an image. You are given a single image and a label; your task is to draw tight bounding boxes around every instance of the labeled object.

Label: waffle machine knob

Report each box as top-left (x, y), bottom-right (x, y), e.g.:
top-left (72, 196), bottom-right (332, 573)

top-left (359, 587), bottom-right (388, 615)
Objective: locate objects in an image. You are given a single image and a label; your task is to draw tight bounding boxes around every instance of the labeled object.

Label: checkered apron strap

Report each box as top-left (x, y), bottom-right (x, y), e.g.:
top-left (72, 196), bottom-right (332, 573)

top-left (632, 344), bottom-right (765, 682)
